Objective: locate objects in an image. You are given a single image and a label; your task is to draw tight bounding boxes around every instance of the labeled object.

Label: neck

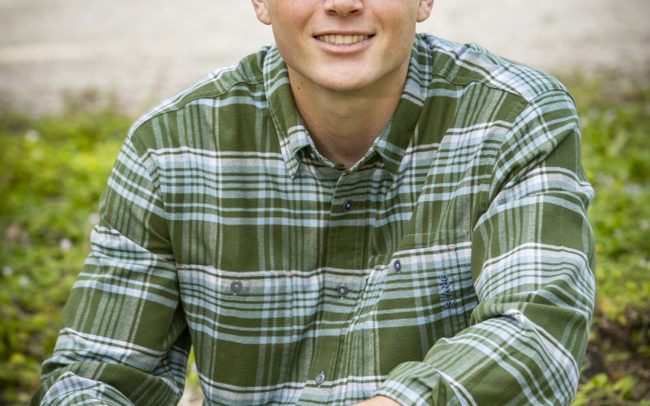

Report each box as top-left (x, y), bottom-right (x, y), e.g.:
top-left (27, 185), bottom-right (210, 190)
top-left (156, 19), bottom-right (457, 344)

top-left (288, 67), bottom-right (408, 168)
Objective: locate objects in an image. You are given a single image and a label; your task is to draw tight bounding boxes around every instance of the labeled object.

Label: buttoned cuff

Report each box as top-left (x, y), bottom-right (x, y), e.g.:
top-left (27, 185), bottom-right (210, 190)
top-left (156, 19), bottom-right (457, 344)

top-left (36, 372), bottom-right (135, 406)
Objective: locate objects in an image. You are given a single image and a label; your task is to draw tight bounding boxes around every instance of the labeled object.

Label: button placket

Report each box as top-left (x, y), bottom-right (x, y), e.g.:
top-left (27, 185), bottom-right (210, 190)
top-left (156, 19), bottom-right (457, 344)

top-left (336, 283), bottom-right (349, 298)
top-left (315, 371), bottom-right (326, 386)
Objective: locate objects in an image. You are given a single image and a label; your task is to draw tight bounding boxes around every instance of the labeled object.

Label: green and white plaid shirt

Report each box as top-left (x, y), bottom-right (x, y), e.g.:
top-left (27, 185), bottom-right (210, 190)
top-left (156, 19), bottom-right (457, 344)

top-left (34, 34), bottom-right (595, 406)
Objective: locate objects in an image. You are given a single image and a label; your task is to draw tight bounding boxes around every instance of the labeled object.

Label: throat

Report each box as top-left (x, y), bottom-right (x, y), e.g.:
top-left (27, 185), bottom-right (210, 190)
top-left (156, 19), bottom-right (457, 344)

top-left (286, 66), bottom-right (407, 168)
top-left (301, 104), bottom-right (393, 168)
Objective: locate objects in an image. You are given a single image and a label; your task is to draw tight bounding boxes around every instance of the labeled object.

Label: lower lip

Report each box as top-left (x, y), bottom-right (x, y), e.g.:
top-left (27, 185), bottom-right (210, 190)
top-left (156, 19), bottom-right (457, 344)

top-left (314, 36), bottom-right (373, 55)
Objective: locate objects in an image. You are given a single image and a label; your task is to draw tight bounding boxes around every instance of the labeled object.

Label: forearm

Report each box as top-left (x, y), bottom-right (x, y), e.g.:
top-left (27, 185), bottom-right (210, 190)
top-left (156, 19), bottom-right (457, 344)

top-left (377, 92), bottom-right (595, 405)
top-left (32, 218), bottom-right (188, 405)
top-left (376, 301), bottom-right (591, 404)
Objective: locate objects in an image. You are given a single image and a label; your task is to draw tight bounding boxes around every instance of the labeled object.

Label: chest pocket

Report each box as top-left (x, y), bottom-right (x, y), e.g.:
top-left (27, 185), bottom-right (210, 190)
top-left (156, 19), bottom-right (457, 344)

top-left (371, 235), bottom-right (479, 370)
top-left (394, 236), bottom-right (476, 323)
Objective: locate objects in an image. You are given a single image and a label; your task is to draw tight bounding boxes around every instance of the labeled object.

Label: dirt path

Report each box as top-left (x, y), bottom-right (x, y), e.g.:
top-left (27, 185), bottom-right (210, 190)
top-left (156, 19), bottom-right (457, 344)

top-left (1, 0), bottom-right (648, 116)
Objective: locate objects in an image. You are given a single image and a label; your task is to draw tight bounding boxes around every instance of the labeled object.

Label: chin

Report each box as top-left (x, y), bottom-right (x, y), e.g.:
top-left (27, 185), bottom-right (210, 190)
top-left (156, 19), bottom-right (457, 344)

top-left (315, 73), bottom-right (372, 93)
top-left (321, 81), bottom-right (368, 93)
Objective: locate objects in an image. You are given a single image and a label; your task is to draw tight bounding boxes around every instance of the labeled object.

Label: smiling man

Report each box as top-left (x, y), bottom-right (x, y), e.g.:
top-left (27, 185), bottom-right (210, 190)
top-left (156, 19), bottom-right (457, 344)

top-left (33, 1), bottom-right (595, 405)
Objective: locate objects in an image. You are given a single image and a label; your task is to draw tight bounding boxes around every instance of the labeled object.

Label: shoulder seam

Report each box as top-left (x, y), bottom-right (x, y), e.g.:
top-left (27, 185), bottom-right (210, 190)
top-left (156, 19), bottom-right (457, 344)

top-left (128, 50), bottom-right (268, 139)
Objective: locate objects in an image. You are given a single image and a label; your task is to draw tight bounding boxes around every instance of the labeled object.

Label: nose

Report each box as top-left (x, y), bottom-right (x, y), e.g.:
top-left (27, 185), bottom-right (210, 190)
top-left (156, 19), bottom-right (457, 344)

top-left (323, 0), bottom-right (363, 17)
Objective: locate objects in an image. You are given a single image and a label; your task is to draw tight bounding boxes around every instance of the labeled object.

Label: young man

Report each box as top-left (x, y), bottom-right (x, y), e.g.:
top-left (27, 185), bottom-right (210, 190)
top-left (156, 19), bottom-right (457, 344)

top-left (33, 0), bottom-right (595, 405)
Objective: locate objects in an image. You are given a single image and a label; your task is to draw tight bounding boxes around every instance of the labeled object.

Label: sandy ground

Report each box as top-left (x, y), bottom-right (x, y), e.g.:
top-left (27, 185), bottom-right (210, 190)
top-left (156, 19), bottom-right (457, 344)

top-left (1, 0), bottom-right (649, 116)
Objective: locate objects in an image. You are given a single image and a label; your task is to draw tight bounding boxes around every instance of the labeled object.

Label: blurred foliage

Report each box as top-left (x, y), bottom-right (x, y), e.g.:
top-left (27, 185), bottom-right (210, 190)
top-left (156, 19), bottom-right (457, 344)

top-left (570, 75), bottom-right (650, 321)
top-left (566, 73), bottom-right (650, 404)
top-left (0, 93), bottom-right (130, 404)
top-left (1, 77), bottom-right (649, 404)
top-left (573, 373), bottom-right (650, 406)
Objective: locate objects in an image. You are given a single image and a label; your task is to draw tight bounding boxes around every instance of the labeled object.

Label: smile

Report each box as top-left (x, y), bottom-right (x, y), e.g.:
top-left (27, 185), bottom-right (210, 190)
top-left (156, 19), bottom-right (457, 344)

top-left (315, 34), bottom-right (372, 45)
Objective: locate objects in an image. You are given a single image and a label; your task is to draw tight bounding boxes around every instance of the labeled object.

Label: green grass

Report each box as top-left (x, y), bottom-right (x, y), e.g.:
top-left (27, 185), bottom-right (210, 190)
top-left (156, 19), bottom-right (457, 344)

top-left (0, 98), bottom-right (130, 404)
top-left (567, 74), bottom-right (650, 404)
top-left (0, 77), bottom-right (648, 404)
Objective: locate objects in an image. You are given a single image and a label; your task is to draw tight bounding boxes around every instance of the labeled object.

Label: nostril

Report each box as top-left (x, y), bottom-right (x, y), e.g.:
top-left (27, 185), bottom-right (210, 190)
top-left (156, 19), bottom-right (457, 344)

top-left (324, 0), bottom-right (363, 17)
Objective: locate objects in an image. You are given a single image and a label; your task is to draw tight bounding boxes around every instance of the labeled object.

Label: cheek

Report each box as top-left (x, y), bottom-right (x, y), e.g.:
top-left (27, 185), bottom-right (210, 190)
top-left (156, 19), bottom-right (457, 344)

top-left (377, 5), bottom-right (418, 38)
top-left (270, 13), bottom-right (311, 44)
top-left (270, 2), bottom-right (311, 27)
top-left (385, 21), bottom-right (416, 52)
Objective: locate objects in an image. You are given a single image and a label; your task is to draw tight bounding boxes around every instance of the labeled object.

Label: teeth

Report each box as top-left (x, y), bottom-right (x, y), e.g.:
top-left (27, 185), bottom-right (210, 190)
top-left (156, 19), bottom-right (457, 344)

top-left (317, 34), bottom-right (370, 45)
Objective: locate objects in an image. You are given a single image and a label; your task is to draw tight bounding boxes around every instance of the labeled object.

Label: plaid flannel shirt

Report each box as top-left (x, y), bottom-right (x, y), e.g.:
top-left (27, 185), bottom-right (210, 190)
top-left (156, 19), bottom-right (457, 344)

top-left (33, 34), bottom-right (595, 406)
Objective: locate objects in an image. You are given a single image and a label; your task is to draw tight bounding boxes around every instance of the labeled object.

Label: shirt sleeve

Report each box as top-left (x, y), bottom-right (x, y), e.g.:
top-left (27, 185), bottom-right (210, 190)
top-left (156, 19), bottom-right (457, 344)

top-left (376, 90), bottom-right (596, 405)
top-left (31, 129), bottom-right (190, 406)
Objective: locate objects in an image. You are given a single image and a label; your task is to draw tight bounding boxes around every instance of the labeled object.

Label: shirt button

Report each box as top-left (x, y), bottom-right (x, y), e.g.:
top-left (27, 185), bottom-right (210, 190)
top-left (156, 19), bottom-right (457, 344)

top-left (336, 283), bottom-right (349, 298)
top-left (343, 199), bottom-right (353, 211)
top-left (393, 260), bottom-right (402, 273)
top-left (315, 371), bottom-right (326, 386)
top-left (231, 280), bottom-right (243, 295)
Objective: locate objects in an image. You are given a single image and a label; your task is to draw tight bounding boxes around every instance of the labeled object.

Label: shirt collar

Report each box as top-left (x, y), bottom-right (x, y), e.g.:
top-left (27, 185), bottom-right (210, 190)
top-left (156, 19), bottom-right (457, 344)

top-left (263, 34), bottom-right (432, 177)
